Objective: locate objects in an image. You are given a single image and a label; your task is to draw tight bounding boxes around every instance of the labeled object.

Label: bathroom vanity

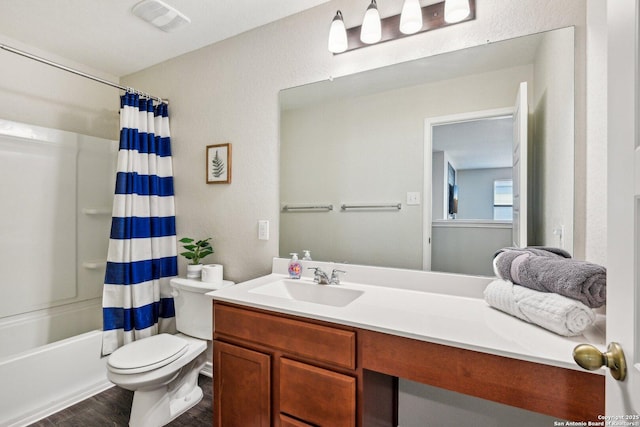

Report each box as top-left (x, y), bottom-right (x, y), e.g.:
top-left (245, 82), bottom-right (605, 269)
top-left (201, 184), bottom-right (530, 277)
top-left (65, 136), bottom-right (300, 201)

top-left (210, 259), bottom-right (604, 426)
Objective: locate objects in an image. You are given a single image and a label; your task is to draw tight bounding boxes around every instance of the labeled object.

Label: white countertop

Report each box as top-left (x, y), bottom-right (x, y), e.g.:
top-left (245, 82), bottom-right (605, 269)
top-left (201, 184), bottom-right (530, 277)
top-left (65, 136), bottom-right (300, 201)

top-left (208, 258), bottom-right (605, 373)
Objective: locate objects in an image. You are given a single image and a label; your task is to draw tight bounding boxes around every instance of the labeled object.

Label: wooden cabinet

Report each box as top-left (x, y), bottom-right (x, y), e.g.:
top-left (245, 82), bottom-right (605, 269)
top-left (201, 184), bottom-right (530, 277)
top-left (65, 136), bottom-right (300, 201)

top-left (213, 340), bottom-right (271, 427)
top-left (213, 302), bottom-right (360, 427)
top-left (213, 300), bottom-right (602, 425)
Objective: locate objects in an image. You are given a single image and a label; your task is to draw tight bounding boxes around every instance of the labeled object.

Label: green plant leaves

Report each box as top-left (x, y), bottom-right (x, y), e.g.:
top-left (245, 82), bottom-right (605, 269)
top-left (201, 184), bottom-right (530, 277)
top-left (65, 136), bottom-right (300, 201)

top-left (179, 237), bottom-right (214, 265)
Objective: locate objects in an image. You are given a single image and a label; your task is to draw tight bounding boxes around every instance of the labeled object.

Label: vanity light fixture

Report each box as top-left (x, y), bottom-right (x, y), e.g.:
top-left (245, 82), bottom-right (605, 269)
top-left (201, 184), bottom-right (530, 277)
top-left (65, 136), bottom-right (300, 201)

top-left (329, 0), bottom-right (474, 54)
top-left (400, 0), bottom-right (423, 35)
top-left (328, 11), bottom-right (348, 53)
top-left (360, 0), bottom-right (382, 44)
top-left (444, 0), bottom-right (471, 23)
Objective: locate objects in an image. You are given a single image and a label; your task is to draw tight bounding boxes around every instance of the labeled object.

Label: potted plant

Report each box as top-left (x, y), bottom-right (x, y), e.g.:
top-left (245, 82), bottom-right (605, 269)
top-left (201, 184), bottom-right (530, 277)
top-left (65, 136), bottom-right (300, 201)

top-left (179, 237), bottom-right (214, 279)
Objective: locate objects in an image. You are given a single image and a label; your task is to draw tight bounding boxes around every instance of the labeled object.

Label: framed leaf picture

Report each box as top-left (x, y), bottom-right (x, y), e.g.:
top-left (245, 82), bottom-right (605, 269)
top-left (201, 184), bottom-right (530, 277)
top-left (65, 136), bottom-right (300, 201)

top-left (206, 143), bottom-right (231, 184)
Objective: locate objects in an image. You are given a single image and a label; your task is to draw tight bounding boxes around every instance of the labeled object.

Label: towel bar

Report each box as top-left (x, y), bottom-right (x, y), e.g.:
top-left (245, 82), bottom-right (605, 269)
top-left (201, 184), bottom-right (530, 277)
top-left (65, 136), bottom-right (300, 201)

top-left (340, 203), bottom-right (402, 211)
top-left (282, 204), bottom-right (334, 212)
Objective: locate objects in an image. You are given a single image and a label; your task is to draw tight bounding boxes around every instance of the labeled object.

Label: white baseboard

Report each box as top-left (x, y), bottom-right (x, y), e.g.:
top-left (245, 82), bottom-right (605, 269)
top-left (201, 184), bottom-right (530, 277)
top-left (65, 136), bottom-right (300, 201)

top-left (201, 361), bottom-right (213, 378)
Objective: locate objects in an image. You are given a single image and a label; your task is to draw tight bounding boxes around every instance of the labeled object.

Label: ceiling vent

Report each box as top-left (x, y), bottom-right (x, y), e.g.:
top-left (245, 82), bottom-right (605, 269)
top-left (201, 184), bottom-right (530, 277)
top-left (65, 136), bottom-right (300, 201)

top-left (132, 0), bottom-right (191, 33)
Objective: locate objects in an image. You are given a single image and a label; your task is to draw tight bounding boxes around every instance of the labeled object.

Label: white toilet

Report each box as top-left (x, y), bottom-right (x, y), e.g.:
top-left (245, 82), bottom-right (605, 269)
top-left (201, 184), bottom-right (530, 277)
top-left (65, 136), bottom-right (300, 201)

top-left (106, 277), bottom-right (232, 427)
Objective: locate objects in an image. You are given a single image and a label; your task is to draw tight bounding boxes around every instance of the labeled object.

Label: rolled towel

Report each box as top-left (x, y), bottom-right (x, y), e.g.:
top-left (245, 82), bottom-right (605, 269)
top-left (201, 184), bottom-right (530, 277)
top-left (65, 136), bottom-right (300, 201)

top-left (493, 250), bottom-right (606, 308)
top-left (494, 246), bottom-right (572, 259)
top-left (484, 279), bottom-right (595, 336)
top-left (492, 248), bottom-right (567, 280)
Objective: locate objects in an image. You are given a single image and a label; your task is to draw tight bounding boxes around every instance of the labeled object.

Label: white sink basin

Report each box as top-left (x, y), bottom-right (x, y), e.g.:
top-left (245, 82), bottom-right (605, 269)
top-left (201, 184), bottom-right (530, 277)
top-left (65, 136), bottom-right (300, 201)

top-left (249, 279), bottom-right (363, 307)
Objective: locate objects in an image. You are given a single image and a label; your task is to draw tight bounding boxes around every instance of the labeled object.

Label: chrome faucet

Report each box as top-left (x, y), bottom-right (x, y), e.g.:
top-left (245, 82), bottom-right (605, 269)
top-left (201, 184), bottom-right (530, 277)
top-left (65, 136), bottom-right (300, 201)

top-left (330, 269), bottom-right (346, 285)
top-left (308, 267), bottom-right (330, 284)
top-left (308, 267), bottom-right (346, 285)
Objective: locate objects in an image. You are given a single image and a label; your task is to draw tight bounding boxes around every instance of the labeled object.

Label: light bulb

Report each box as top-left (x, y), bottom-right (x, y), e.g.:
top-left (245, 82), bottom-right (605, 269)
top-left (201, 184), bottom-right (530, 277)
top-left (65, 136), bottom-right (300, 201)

top-left (400, 0), bottom-right (422, 35)
top-left (444, 0), bottom-right (470, 24)
top-left (328, 10), bottom-right (348, 53)
top-left (360, 0), bottom-right (381, 44)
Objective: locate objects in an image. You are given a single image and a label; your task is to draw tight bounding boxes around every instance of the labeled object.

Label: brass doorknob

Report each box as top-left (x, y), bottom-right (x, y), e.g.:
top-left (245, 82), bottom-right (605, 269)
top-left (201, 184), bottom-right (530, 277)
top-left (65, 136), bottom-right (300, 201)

top-left (573, 342), bottom-right (627, 381)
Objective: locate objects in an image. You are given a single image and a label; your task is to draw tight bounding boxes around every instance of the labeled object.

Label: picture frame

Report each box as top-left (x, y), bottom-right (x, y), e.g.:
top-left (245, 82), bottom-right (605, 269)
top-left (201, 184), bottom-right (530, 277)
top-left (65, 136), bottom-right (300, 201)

top-left (206, 143), bottom-right (232, 184)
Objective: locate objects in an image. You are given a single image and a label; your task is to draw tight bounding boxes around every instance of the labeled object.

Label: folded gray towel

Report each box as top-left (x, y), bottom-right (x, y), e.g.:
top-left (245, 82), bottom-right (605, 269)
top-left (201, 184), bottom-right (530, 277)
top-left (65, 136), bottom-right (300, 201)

top-left (494, 246), bottom-right (572, 259)
top-left (493, 249), bottom-right (567, 281)
top-left (494, 250), bottom-right (606, 308)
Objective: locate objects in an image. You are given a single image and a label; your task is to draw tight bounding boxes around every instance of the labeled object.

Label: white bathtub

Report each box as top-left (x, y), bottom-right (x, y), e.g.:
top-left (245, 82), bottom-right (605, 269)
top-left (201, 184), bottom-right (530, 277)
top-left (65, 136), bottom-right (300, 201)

top-left (0, 329), bottom-right (112, 427)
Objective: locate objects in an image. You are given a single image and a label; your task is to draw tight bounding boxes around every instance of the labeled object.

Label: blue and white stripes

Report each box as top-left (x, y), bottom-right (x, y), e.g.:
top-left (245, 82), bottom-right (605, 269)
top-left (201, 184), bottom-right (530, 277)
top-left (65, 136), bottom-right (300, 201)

top-left (102, 93), bottom-right (177, 356)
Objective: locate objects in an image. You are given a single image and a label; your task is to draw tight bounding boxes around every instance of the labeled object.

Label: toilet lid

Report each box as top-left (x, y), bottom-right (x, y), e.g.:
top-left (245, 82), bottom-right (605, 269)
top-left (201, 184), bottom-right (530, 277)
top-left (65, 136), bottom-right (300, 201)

top-left (108, 333), bottom-right (189, 374)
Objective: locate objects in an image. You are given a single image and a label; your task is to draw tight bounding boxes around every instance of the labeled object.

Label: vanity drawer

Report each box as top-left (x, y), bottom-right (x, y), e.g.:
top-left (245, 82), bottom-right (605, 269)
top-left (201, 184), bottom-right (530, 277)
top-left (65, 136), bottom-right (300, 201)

top-left (280, 358), bottom-right (356, 427)
top-left (214, 303), bottom-right (356, 369)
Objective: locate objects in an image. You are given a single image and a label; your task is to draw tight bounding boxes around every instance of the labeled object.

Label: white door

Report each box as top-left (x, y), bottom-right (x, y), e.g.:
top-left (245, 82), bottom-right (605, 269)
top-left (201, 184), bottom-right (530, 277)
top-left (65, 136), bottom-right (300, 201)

top-left (603, 0), bottom-right (640, 416)
top-left (512, 82), bottom-right (528, 248)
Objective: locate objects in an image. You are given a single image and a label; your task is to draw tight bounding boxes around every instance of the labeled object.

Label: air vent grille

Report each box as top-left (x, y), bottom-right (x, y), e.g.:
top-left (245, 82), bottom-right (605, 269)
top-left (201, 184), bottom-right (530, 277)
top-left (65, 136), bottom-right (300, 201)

top-left (131, 0), bottom-right (190, 33)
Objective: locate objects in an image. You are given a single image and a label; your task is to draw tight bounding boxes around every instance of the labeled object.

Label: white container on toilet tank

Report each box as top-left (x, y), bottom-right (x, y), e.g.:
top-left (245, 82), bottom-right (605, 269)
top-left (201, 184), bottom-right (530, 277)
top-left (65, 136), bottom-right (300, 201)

top-left (201, 264), bottom-right (224, 285)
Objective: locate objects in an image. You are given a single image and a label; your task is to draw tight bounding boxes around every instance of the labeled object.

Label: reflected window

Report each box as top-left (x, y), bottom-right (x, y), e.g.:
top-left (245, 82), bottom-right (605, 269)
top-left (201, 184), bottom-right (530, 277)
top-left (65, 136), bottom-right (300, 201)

top-left (493, 179), bottom-right (513, 220)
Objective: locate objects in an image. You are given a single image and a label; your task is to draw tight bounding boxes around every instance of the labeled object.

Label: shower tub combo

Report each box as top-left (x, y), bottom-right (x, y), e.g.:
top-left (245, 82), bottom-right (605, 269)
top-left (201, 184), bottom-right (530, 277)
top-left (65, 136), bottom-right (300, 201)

top-left (0, 119), bottom-right (117, 426)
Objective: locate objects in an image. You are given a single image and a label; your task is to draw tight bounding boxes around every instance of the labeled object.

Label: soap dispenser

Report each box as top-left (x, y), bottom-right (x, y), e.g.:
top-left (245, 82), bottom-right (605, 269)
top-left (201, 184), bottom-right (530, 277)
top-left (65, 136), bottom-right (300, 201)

top-left (302, 250), bottom-right (312, 261)
top-left (288, 253), bottom-right (302, 279)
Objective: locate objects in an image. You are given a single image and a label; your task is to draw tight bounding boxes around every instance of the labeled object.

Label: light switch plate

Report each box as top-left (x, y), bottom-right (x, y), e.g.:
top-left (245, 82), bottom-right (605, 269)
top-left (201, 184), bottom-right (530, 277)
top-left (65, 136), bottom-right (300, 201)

top-left (258, 220), bottom-right (269, 240)
top-left (407, 192), bottom-right (421, 205)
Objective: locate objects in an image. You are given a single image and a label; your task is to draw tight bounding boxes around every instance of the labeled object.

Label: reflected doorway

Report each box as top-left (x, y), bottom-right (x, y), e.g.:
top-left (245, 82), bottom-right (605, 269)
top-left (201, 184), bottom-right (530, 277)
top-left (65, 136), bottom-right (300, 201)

top-left (423, 100), bottom-right (527, 275)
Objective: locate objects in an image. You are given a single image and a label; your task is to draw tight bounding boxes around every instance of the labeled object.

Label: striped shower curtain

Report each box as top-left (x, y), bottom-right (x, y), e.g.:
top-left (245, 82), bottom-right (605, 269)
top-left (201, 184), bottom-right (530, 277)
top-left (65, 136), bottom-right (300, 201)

top-left (102, 93), bottom-right (178, 356)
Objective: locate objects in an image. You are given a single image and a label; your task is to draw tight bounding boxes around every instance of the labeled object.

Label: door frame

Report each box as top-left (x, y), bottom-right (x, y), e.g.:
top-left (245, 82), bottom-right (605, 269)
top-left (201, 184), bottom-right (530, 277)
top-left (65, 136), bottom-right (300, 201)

top-left (605, 0), bottom-right (640, 415)
top-left (422, 107), bottom-right (514, 270)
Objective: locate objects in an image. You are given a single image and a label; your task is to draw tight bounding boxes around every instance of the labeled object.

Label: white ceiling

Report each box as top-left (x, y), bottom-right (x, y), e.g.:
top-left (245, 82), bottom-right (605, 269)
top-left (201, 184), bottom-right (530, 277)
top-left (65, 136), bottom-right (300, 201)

top-left (432, 116), bottom-right (514, 170)
top-left (0, 0), bottom-right (329, 77)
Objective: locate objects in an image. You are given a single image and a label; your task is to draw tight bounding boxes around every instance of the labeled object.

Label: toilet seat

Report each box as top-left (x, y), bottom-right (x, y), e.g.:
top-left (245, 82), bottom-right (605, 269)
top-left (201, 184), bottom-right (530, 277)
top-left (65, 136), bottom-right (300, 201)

top-left (108, 334), bottom-right (189, 374)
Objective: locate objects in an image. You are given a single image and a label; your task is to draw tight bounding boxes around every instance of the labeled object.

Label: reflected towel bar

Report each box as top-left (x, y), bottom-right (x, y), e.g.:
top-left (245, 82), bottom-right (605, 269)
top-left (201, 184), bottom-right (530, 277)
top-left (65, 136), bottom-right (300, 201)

top-left (81, 208), bottom-right (112, 215)
top-left (282, 204), bottom-right (334, 212)
top-left (341, 203), bottom-right (402, 210)
top-left (82, 261), bottom-right (107, 269)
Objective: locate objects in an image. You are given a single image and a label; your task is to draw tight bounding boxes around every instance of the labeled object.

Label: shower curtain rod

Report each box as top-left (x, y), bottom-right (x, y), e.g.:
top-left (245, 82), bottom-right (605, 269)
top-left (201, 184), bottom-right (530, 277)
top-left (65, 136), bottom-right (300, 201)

top-left (0, 43), bottom-right (167, 104)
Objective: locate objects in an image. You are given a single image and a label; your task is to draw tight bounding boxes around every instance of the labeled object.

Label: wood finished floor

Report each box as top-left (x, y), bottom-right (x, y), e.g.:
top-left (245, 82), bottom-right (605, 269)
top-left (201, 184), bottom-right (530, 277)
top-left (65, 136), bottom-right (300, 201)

top-left (29, 375), bottom-right (212, 427)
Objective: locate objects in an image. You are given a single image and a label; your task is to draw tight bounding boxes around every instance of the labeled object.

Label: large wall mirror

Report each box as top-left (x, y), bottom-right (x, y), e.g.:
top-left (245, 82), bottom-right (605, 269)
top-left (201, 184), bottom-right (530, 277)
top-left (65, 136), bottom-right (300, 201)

top-left (279, 27), bottom-right (575, 276)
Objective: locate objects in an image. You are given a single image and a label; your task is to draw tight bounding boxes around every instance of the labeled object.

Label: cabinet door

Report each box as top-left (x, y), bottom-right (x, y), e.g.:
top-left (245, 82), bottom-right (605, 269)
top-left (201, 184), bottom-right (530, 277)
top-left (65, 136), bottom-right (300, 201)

top-left (214, 340), bottom-right (271, 427)
top-left (280, 414), bottom-right (314, 427)
top-left (280, 357), bottom-right (356, 427)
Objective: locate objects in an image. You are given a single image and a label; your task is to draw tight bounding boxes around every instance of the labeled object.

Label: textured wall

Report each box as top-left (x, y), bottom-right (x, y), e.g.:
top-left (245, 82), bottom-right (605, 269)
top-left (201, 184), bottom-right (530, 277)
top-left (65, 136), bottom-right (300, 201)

top-left (584, 0), bottom-right (607, 264)
top-left (121, 0), bottom-right (593, 283)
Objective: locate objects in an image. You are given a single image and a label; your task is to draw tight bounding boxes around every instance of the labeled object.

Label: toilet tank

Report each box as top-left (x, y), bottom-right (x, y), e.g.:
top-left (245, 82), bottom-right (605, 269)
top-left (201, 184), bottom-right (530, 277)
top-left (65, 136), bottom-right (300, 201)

top-left (169, 278), bottom-right (233, 339)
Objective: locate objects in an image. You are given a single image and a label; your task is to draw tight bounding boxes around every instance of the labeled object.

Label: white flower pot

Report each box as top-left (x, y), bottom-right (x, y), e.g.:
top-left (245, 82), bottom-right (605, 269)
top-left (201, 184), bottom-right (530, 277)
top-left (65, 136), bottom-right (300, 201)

top-left (186, 264), bottom-right (203, 279)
